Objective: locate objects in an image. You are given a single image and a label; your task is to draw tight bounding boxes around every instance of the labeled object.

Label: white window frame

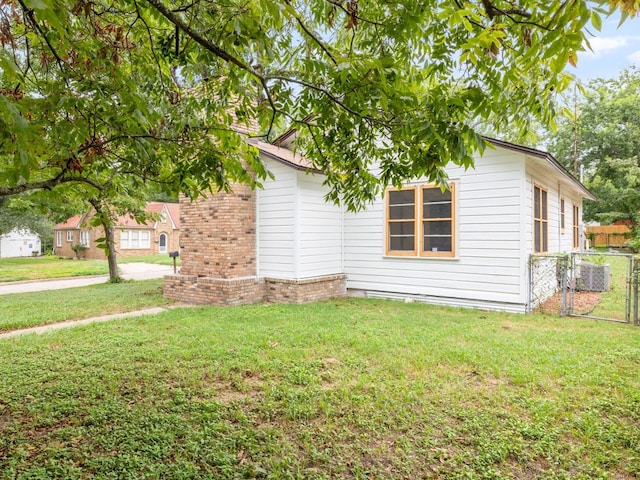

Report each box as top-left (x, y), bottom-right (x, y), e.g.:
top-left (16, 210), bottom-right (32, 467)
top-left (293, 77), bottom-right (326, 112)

top-left (121, 230), bottom-right (151, 249)
top-left (56, 231), bottom-right (62, 247)
top-left (66, 231), bottom-right (74, 242)
top-left (79, 230), bottom-right (90, 248)
top-left (158, 233), bottom-right (168, 253)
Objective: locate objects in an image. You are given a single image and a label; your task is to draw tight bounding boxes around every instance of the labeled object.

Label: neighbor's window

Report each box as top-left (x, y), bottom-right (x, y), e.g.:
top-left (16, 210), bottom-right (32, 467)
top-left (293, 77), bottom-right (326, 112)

top-left (573, 204), bottom-right (580, 250)
top-left (121, 230), bottom-right (150, 249)
top-left (56, 231), bottom-right (62, 247)
top-left (80, 230), bottom-right (90, 248)
top-left (533, 184), bottom-right (548, 253)
top-left (66, 231), bottom-right (74, 242)
top-left (560, 197), bottom-right (565, 231)
top-left (386, 185), bottom-right (455, 257)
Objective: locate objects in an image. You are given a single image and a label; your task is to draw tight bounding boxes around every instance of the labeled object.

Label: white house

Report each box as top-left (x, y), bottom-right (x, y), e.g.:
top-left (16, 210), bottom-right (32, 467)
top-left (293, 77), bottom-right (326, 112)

top-left (165, 136), bottom-right (594, 313)
top-left (0, 229), bottom-right (41, 258)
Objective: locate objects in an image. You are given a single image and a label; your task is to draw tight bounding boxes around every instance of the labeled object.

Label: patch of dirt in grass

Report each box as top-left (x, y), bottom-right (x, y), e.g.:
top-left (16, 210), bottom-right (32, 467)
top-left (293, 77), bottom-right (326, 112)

top-left (536, 291), bottom-right (601, 316)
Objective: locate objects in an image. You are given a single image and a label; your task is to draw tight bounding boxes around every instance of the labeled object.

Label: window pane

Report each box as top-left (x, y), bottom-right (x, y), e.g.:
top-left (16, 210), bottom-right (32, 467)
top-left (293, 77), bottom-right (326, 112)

top-left (389, 190), bottom-right (415, 205)
top-left (541, 190), bottom-right (548, 220)
top-left (534, 220), bottom-right (541, 252)
top-left (534, 187), bottom-right (540, 218)
top-left (542, 222), bottom-right (548, 252)
top-left (389, 221), bottom-right (414, 251)
top-left (390, 236), bottom-right (414, 251)
top-left (424, 236), bottom-right (452, 252)
top-left (424, 202), bottom-right (451, 218)
top-left (390, 222), bottom-right (415, 235)
top-left (389, 190), bottom-right (415, 220)
top-left (389, 204), bottom-right (415, 219)
top-left (423, 188), bottom-right (451, 203)
top-left (423, 220), bottom-right (452, 236)
top-left (423, 188), bottom-right (451, 219)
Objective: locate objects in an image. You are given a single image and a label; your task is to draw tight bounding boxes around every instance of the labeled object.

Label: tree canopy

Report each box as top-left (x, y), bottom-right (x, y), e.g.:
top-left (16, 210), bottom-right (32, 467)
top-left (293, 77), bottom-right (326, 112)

top-left (0, 0), bottom-right (638, 211)
top-left (547, 67), bottom-right (640, 237)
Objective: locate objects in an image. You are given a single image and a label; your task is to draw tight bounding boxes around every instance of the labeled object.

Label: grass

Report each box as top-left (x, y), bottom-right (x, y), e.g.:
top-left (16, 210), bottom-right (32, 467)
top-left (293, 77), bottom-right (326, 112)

top-left (576, 253), bottom-right (633, 322)
top-left (0, 257), bottom-right (108, 283)
top-left (0, 255), bottom-right (179, 283)
top-left (1, 298), bottom-right (639, 479)
top-left (0, 279), bottom-right (172, 332)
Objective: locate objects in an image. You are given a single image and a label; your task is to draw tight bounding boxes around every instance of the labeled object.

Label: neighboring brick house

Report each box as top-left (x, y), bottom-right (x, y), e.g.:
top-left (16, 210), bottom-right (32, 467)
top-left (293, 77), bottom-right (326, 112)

top-left (54, 202), bottom-right (180, 259)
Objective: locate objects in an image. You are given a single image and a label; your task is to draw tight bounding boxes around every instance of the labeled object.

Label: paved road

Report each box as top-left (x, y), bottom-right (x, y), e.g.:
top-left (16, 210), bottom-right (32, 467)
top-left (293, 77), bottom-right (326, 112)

top-left (0, 262), bottom-right (176, 296)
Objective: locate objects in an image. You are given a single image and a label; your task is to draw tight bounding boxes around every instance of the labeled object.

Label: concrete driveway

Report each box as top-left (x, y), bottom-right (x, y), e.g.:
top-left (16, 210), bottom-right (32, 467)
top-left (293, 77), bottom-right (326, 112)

top-left (0, 262), bottom-right (176, 295)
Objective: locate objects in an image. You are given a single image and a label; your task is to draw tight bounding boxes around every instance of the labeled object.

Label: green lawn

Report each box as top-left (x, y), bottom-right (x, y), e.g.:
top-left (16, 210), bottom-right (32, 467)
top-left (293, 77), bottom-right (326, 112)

top-left (0, 279), bottom-right (172, 332)
top-left (586, 254), bottom-right (632, 321)
top-left (1, 299), bottom-right (638, 479)
top-left (0, 257), bottom-right (108, 282)
top-left (0, 255), bottom-right (180, 283)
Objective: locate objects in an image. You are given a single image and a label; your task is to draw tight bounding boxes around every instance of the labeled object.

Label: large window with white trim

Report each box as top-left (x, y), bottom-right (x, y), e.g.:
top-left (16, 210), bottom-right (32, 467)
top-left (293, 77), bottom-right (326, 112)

top-left (79, 231), bottom-right (90, 248)
top-left (121, 230), bottom-right (151, 249)
top-left (66, 231), bottom-right (74, 242)
top-left (533, 184), bottom-right (548, 253)
top-left (56, 231), bottom-right (62, 247)
top-left (386, 184), bottom-right (456, 257)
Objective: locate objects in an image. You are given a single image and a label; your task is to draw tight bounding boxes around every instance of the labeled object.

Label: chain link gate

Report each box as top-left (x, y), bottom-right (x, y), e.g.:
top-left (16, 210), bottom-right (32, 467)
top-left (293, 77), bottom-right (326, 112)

top-left (529, 252), bottom-right (639, 325)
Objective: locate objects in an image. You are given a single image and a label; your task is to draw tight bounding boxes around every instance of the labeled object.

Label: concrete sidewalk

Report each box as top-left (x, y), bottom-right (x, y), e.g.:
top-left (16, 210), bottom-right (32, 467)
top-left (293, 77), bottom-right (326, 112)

top-left (0, 262), bottom-right (175, 295)
top-left (0, 307), bottom-right (168, 340)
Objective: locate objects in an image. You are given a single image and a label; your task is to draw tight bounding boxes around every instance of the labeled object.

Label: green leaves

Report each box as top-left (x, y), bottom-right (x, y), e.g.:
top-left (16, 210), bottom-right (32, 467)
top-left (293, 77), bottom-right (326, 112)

top-left (0, 0), bottom-right (637, 212)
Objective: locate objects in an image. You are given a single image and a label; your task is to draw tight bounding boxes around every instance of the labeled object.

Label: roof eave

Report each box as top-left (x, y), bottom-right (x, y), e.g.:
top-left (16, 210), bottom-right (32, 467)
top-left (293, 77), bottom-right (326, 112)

top-left (482, 136), bottom-right (596, 201)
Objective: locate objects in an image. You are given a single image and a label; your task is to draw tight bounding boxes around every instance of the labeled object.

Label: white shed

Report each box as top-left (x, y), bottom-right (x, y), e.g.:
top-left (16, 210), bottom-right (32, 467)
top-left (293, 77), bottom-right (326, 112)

top-left (0, 229), bottom-right (41, 258)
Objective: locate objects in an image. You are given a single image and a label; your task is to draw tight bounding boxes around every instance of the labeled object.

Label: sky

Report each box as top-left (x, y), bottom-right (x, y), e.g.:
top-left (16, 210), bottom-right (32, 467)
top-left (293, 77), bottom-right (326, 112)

top-left (570, 13), bottom-right (640, 81)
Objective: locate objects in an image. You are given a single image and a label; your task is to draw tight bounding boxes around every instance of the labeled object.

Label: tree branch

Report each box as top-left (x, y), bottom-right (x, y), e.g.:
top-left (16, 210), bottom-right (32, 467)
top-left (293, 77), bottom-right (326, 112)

top-left (143, 0), bottom-right (260, 77)
top-left (16, 0), bottom-right (70, 82)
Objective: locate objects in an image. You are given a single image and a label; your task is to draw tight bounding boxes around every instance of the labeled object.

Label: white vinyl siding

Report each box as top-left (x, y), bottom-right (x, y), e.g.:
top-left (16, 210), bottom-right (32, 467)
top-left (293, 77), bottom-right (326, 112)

top-left (296, 173), bottom-right (343, 278)
top-left (344, 148), bottom-right (527, 311)
top-left (257, 159), bottom-right (297, 278)
top-left (257, 157), bottom-right (343, 279)
top-left (121, 230), bottom-right (150, 249)
top-left (525, 158), bottom-right (583, 255)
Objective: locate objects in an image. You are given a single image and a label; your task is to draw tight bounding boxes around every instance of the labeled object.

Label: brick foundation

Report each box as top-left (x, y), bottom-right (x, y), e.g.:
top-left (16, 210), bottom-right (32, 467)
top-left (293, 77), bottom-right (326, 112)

top-left (264, 275), bottom-right (347, 304)
top-left (164, 275), bottom-right (264, 306)
top-left (164, 274), bottom-right (346, 306)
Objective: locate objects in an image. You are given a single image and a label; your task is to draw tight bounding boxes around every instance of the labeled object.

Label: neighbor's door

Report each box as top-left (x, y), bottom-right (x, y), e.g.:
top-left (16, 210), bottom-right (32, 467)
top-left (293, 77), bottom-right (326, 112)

top-left (159, 233), bottom-right (167, 254)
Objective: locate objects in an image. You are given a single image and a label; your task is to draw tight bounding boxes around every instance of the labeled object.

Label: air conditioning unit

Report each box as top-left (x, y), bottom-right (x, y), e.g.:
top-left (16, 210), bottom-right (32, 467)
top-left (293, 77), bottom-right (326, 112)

top-left (577, 263), bottom-right (610, 292)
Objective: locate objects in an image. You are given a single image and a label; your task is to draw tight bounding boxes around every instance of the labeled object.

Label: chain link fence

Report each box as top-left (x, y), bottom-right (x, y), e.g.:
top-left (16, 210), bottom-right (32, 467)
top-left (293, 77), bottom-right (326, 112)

top-left (528, 254), bottom-right (569, 315)
top-left (528, 252), bottom-right (639, 325)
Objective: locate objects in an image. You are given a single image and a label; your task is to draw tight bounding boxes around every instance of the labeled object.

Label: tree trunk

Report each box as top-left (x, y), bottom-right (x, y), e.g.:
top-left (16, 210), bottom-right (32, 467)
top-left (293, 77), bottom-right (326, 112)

top-left (104, 225), bottom-right (120, 282)
top-left (89, 198), bottom-right (121, 282)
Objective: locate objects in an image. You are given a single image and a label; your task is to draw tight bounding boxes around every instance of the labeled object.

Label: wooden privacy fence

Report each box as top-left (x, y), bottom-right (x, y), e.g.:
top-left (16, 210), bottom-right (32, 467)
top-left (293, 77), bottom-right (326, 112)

top-left (585, 225), bottom-right (630, 247)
